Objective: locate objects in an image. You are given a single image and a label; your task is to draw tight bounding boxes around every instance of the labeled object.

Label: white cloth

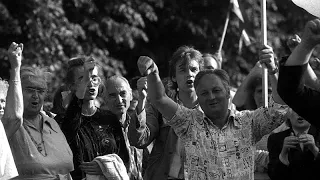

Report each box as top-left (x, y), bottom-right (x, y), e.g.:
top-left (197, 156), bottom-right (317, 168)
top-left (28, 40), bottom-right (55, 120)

top-left (86, 154), bottom-right (129, 180)
top-left (0, 121), bottom-right (18, 179)
top-left (292, 0), bottom-right (320, 18)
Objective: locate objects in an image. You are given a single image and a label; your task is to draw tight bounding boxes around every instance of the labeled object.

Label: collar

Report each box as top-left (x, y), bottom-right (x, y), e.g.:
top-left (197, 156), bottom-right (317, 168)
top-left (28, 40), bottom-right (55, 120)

top-left (120, 113), bottom-right (131, 130)
top-left (203, 109), bottom-right (241, 130)
top-left (33, 112), bottom-right (58, 133)
top-left (174, 92), bottom-right (199, 109)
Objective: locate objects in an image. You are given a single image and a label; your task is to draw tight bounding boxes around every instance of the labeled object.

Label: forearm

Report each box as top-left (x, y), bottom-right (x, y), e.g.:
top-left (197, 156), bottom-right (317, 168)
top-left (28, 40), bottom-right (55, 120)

top-left (131, 104), bottom-right (159, 148)
top-left (269, 73), bottom-right (285, 105)
top-left (304, 64), bottom-right (320, 91)
top-left (136, 98), bottom-right (146, 115)
top-left (147, 72), bottom-right (178, 120)
top-left (3, 68), bottom-right (23, 138)
top-left (285, 41), bottom-right (314, 66)
top-left (147, 72), bottom-right (166, 103)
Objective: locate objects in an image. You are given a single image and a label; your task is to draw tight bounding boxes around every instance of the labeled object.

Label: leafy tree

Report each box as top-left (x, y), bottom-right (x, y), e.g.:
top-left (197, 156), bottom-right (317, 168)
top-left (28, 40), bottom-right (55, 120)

top-left (0, 0), bottom-right (317, 106)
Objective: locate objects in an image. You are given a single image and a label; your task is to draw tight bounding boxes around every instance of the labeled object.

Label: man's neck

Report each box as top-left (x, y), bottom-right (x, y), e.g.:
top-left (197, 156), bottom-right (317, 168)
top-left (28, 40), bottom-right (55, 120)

top-left (117, 113), bottom-right (127, 127)
top-left (178, 90), bottom-right (197, 108)
top-left (293, 126), bottom-right (310, 135)
top-left (82, 100), bottom-right (96, 115)
top-left (207, 110), bottom-right (229, 129)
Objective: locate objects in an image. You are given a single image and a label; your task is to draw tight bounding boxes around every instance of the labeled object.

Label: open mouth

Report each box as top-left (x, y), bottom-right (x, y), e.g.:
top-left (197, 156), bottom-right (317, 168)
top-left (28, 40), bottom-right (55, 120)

top-left (31, 102), bottom-right (39, 106)
top-left (186, 80), bottom-right (194, 86)
top-left (88, 88), bottom-right (96, 94)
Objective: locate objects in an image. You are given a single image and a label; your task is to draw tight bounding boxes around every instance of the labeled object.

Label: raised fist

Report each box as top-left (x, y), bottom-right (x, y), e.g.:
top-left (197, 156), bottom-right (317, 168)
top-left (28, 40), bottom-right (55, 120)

top-left (137, 56), bottom-right (158, 76)
top-left (84, 56), bottom-right (96, 72)
top-left (8, 42), bottom-right (23, 68)
top-left (302, 19), bottom-right (320, 48)
top-left (287, 34), bottom-right (301, 52)
top-left (137, 77), bottom-right (148, 100)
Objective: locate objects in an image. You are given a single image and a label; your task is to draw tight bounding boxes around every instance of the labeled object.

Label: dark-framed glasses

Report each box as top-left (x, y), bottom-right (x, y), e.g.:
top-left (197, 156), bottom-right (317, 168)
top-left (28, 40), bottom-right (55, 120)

top-left (23, 87), bottom-right (47, 95)
top-left (90, 76), bottom-right (101, 86)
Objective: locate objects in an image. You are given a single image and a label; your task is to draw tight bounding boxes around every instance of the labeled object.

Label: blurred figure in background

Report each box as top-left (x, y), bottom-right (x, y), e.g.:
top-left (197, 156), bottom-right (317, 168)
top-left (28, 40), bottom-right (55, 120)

top-left (0, 76), bottom-right (18, 179)
top-left (268, 108), bottom-right (320, 180)
top-left (202, 53), bottom-right (221, 70)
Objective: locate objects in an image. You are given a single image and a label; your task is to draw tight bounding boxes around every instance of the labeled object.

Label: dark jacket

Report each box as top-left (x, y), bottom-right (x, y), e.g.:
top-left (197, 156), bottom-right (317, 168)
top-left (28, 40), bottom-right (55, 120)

top-left (267, 127), bottom-right (320, 180)
top-left (278, 61), bottom-right (320, 128)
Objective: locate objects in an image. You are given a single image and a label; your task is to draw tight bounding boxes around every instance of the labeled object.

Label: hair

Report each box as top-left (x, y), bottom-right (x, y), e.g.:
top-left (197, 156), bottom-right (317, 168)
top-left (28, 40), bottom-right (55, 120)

top-left (202, 53), bottom-right (222, 69)
top-left (105, 75), bottom-right (132, 93)
top-left (0, 78), bottom-right (9, 96)
top-left (168, 45), bottom-right (204, 90)
top-left (20, 66), bottom-right (52, 89)
top-left (65, 56), bottom-right (106, 96)
top-left (194, 69), bottom-right (230, 94)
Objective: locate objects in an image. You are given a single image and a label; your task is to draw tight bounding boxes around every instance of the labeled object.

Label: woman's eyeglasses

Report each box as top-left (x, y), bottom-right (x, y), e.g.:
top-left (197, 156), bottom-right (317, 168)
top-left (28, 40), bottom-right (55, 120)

top-left (23, 87), bottom-right (47, 95)
top-left (90, 76), bottom-right (101, 86)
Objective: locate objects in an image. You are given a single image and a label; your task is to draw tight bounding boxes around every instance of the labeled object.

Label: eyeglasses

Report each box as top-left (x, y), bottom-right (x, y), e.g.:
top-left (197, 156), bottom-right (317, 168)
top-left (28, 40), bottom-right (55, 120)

top-left (23, 87), bottom-right (47, 95)
top-left (89, 76), bottom-right (101, 86)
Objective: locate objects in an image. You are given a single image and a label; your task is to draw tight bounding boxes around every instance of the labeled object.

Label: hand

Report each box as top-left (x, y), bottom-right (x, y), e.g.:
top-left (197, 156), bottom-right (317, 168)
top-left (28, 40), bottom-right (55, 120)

top-left (83, 56), bottom-right (96, 82)
top-left (301, 19), bottom-right (320, 49)
top-left (287, 34), bottom-right (301, 52)
top-left (281, 132), bottom-right (299, 155)
top-left (79, 161), bottom-right (103, 175)
top-left (8, 42), bottom-right (23, 69)
top-left (84, 56), bottom-right (96, 72)
top-left (137, 56), bottom-right (158, 76)
top-left (137, 77), bottom-right (147, 100)
top-left (259, 45), bottom-right (277, 74)
top-left (299, 134), bottom-right (319, 154)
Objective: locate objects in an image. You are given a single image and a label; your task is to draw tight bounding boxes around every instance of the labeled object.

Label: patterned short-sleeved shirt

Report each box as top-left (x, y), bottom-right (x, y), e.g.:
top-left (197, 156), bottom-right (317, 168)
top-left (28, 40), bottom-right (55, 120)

top-left (166, 100), bottom-right (288, 180)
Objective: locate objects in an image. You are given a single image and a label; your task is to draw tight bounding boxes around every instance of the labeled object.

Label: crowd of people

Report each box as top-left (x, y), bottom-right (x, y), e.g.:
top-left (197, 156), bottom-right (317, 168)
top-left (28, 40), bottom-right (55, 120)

top-left (0, 19), bottom-right (320, 180)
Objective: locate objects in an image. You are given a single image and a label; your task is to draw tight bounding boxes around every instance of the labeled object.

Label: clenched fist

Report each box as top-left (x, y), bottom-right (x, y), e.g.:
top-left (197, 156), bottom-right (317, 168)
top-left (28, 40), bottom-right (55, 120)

top-left (137, 56), bottom-right (158, 76)
top-left (137, 77), bottom-right (148, 100)
top-left (8, 42), bottom-right (23, 68)
top-left (301, 19), bottom-right (320, 48)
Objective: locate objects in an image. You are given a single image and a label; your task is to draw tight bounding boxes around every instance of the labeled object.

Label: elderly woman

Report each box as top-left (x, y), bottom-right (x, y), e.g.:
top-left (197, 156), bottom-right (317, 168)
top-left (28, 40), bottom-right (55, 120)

top-left (0, 76), bottom-right (18, 179)
top-left (4, 42), bottom-right (74, 179)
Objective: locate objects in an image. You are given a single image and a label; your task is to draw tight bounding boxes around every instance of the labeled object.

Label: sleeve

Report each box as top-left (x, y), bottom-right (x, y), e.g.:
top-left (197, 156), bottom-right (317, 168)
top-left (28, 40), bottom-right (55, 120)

top-left (60, 94), bottom-right (83, 143)
top-left (267, 133), bottom-right (290, 180)
top-left (165, 105), bottom-right (195, 141)
top-left (278, 63), bottom-right (320, 128)
top-left (128, 102), bottom-right (161, 149)
top-left (250, 98), bottom-right (289, 143)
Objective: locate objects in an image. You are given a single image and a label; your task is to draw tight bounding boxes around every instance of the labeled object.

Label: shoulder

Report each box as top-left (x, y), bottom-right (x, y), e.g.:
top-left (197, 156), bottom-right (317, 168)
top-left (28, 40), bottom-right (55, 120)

top-left (41, 112), bottom-right (63, 132)
top-left (94, 108), bottom-right (121, 126)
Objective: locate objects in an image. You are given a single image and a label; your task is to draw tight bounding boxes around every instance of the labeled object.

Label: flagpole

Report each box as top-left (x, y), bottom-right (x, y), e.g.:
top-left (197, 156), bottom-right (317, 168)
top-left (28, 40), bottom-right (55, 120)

top-left (261, 0), bottom-right (268, 107)
top-left (218, 2), bottom-right (231, 54)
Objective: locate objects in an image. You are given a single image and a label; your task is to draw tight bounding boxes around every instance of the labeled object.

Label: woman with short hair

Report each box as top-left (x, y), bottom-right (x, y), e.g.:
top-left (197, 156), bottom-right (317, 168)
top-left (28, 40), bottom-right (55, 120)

top-left (5, 42), bottom-right (74, 180)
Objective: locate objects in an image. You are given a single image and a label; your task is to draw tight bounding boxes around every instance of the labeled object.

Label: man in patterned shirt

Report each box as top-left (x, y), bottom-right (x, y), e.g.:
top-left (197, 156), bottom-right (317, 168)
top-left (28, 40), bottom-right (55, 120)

top-left (136, 45), bottom-right (288, 180)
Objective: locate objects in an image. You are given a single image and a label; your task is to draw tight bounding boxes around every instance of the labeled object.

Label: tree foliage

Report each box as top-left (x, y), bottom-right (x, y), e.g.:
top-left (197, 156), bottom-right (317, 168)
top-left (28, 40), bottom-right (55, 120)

top-left (0, 0), bottom-right (316, 100)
